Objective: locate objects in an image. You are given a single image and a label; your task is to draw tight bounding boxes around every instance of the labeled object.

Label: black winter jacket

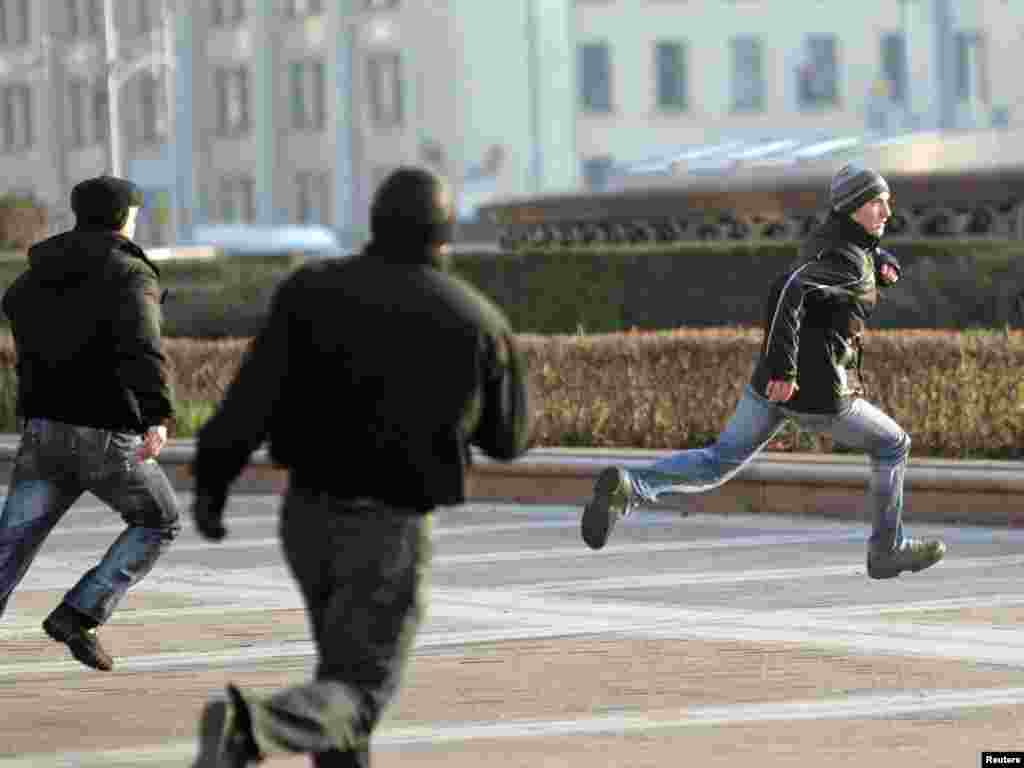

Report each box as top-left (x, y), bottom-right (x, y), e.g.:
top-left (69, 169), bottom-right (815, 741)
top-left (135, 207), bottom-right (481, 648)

top-left (749, 213), bottom-right (900, 414)
top-left (193, 243), bottom-right (531, 512)
top-left (2, 229), bottom-right (174, 432)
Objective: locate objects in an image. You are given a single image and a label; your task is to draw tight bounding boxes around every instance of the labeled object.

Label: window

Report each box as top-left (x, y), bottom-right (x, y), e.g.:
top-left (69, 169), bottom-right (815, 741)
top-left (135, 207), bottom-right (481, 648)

top-left (797, 35), bottom-right (839, 109)
top-left (655, 40), bottom-right (687, 111)
top-left (367, 51), bottom-right (403, 127)
top-left (579, 42), bottom-right (611, 112)
top-left (880, 32), bottom-right (907, 105)
top-left (211, 0), bottom-right (245, 26)
top-left (136, 0), bottom-right (154, 35)
top-left (955, 31), bottom-right (987, 103)
top-left (296, 171), bottom-right (331, 225)
top-left (730, 36), bottom-right (763, 111)
top-left (218, 175), bottom-right (255, 223)
top-left (93, 84), bottom-right (109, 142)
top-left (289, 58), bottom-right (325, 131)
top-left (215, 65), bottom-right (250, 137)
top-left (69, 79), bottom-right (85, 147)
top-left (69, 77), bottom-right (109, 147)
top-left (0, 0), bottom-right (30, 46)
top-left (137, 71), bottom-right (164, 143)
top-left (284, 0), bottom-right (323, 18)
top-left (582, 155), bottom-right (614, 192)
top-left (1, 83), bottom-right (32, 152)
top-left (67, 0), bottom-right (102, 39)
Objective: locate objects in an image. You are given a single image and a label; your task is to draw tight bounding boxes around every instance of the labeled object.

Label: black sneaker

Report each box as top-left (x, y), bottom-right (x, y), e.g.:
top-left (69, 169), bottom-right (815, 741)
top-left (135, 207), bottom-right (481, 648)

top-left (581, 466), bottom-right (635, 550)
top-left (42, 603), bottom-right (114, 671)
top-left (193, 684), bottom-right (259, 768)
top-left (867, 538), bottom-right (946, 580)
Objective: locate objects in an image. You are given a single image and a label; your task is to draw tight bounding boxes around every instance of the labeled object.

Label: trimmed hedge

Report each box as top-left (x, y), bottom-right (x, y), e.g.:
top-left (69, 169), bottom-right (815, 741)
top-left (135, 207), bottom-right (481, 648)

top-left (0, 195), bottom-right (46, 251)
top-left (1, 329), bottom-right (1017, 459)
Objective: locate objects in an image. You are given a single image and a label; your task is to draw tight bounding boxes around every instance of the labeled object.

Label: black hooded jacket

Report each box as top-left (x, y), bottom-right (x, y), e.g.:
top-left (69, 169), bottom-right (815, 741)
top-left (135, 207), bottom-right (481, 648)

top-left (2, 229), bottom-right (174, 432)
top-left (749, 212), bottom-right (900, 414)
top-left (193, 242), bottom-right (531, 512)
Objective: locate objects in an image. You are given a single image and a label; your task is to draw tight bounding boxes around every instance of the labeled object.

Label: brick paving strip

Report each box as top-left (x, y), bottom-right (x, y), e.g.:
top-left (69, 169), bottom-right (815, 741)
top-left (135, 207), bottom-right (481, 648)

top-left (2, 590), bottom-right (1024, 766)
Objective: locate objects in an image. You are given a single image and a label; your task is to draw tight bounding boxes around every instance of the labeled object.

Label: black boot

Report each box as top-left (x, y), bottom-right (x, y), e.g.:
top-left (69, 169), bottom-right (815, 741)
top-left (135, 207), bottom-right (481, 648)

top-left (42, 602), bottom-right (114, 671)
top-left (193, 684), bottom-right (261, 768)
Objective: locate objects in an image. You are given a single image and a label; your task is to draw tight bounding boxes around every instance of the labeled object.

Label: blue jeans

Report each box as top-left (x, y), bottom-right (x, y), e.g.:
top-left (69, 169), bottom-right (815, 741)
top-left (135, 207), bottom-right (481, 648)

top-left (0, 418), bottom-right (181, 623)
top-left (630, 385), bottom-right (911, 553)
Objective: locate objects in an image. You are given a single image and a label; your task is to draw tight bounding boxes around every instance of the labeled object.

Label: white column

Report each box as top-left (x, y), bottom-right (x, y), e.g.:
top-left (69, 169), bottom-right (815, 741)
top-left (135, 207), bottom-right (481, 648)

top-left (103, 0), bottom-right (123, 177)
top-left (529, 0), bottom-right (576, 191)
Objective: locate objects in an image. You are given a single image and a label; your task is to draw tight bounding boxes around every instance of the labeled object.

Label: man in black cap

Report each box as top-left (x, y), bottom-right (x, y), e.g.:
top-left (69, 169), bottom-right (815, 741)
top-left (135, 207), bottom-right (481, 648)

top-left (581, 163), bottom-right (946, 580)
top-left (0, 174), bottom-right (180, 671)
top-left (190, 166), bottom-right (530, 768)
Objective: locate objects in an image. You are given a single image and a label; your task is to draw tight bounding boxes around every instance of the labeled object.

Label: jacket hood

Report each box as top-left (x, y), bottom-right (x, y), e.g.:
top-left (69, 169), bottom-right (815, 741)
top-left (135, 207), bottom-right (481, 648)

top-left (25, 230), bottom-right (155, 286)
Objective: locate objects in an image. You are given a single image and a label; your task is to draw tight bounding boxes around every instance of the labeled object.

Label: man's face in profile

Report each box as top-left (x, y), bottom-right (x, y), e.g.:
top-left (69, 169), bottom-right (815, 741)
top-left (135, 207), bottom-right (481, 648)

top-left (851, 192), bottom-right (891, 237)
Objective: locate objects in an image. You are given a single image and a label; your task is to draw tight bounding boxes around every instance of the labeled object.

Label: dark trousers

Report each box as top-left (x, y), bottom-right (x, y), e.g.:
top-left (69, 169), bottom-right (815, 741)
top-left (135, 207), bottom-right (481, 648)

top-left (235, 486), bottom-right (430, 768)
top-left (0, 418), bottom-right (181, 622)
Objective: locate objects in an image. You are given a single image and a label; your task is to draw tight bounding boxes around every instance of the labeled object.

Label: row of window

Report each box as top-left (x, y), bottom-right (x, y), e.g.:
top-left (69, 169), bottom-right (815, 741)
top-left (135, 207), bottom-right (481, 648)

top-left (214, 53), bottom-right (403, 137)
top-left (580, 31), bottom-right (984, 114)
top-left (67, 74), bottom-right (164, 149)
top-left (0, 0), bottom-right (399, 47)
top-left (0, 48), bottom-right (404, 154)
top-left (0, 0), bottom-right (149, 45)
top-left (582, 35), bottom-right (844, 114)
top-left (0, 75), bottom-right (165, 154)
top-left (215, 171), bottom-right (331, 225)
top-left (211, 0), bottom-right (399, 27)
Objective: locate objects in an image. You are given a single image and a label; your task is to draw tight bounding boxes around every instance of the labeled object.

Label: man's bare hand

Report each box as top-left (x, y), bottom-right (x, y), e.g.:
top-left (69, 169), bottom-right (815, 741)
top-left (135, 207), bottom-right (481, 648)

top-left (879, 263), bottom-right (899, 285)
top-left (136, 425), bottom-right (168, 461)
top-left (766, 379), bottom-right (798, 402)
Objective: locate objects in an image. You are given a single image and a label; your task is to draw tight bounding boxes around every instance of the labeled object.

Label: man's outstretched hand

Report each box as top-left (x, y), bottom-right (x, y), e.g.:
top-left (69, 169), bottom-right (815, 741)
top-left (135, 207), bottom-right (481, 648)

top-left (192, 491), bottom-right (229, 541)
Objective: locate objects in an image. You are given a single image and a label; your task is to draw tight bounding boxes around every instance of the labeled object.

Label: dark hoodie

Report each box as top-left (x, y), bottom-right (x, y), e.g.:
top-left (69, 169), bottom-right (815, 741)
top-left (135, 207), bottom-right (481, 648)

top-left (2, 229), bottom-right (174, 432)
top-left (193, 241), bottom-right (531, 512)
top-left (749, 212), bottom-right (900, 414)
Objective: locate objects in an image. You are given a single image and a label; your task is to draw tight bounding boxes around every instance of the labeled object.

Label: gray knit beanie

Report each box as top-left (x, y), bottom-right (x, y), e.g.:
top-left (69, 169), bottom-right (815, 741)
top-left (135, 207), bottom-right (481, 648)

top-left (829, 163), bottom-right (889, 215)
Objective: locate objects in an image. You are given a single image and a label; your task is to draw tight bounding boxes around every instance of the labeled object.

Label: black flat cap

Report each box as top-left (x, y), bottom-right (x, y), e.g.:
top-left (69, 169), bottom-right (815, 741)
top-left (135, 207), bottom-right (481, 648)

top-left (71, 175), bottom-right (145, 223)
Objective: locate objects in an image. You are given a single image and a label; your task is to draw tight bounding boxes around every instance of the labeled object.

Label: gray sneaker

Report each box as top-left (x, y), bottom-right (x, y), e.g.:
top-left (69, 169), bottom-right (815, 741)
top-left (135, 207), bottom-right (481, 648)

top-left (582, 466), bottom-right (635, 550)
top-left (867, 538), bottom-right (946, 580)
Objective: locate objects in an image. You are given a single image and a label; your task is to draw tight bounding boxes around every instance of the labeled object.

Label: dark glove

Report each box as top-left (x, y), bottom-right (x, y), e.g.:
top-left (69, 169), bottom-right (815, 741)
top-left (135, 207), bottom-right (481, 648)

top-left (876, 248), bottom-right (902, 286)
top-left (192, 490), bottom-right (229, 541)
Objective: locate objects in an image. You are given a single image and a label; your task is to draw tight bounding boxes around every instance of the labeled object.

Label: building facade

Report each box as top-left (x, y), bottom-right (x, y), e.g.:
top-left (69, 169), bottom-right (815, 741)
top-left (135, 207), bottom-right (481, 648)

top-left (0, 0), bottom-right (1018, 245)
top-left (574, 0), bottom-right (1021, 187)
top-left (0, 0), bottom-right (578, 246)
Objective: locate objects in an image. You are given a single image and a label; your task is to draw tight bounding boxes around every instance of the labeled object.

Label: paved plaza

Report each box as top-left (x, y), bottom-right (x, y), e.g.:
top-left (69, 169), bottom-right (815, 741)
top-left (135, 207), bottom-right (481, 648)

top-left (0, 493), bottom-right (1022, 766)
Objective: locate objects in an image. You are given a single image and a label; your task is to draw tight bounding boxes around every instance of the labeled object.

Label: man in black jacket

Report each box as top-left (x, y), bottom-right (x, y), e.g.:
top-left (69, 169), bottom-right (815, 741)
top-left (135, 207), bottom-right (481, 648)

top-left (0, 175), bottom-right (180, 671)
top-left (191, 166), bottom-right (530, 768)
top-left (582, 164), bottom-right (945, 580)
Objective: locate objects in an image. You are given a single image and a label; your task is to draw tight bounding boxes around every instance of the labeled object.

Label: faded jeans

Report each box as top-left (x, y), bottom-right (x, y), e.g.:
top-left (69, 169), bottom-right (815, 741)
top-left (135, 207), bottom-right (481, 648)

top-left (232, 487), bottom-right (430, 768)
top-left (0, 418), bottom-right (181, 623)
top-left (630, 385), bottom-right (911, 554)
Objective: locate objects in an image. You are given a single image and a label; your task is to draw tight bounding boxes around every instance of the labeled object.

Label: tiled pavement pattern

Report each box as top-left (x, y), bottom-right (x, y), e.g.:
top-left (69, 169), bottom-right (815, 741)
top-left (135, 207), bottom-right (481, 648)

top-left (0, 495), bottom-right (1023, 766)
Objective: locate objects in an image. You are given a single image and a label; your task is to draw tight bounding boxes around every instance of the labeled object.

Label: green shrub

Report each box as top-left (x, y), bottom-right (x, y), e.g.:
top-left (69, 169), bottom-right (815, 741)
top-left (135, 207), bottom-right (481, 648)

top-left (453, 239), bottom-right (1024, 334)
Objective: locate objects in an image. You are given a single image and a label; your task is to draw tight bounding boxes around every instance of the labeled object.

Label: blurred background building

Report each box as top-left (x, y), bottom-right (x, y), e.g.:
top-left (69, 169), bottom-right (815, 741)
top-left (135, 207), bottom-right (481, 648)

top-left (0, 0), bottom-right (1018, 247)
